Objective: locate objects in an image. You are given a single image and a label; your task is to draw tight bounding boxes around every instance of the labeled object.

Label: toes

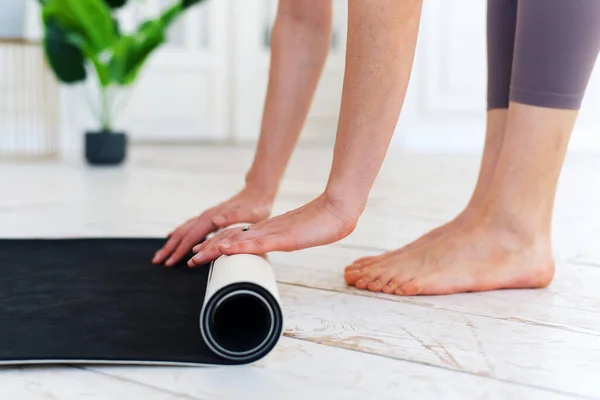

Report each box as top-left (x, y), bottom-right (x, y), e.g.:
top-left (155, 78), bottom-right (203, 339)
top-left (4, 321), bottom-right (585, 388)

top-left (346, 252), bottom-right (392, 270)
top-left (353, 268), bottom-right (385, 290)
top-left (344, 265), bottom-right (365, 282)
top-left (366, 269), bottom-right (399, 292)
top-left (367, 278), bottom-right (386, 292)
top-left (382, 278), bottom-right (402, 294)
top-left (345, 259), bottom-right (374, 273)
top-left (399, 278), bottom-right (423, 296)
top-left (344, 265), bottom-right (373, 285)
top-left (355, 278), bottom-right (370, 290)
top-left (350, 256), bottom-right (376, 267)
top-left (380, 271), bottom-right (416, 294)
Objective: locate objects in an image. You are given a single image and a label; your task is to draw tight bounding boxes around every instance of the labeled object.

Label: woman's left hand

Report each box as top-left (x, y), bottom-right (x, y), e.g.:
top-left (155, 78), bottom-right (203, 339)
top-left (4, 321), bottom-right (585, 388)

top-left (187, 193), bottom-right (359, 266)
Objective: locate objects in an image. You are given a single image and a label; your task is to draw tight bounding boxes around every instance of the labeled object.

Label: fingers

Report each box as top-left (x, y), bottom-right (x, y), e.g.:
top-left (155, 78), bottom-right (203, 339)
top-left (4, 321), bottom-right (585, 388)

top-left (154, 213), bottom-right (218, 267)
top-left (153, 220), bottom-right (194, 264)
top-left (191, 224), bottom-right (240, 253)
top-left (153, 235), bottom-right (182, 265)
top-left (219, 235), bottom-right (283, 255)
top-left (187, 229), bottom-right (237, 267)
top-left (165, 234), bottom-right (202, 267)
top-left (188, 229), bottom-right (288, 267)
top-left (163, 218), bottom-right (217, 267)
top-left (187, 244), bottom-right (224, 267)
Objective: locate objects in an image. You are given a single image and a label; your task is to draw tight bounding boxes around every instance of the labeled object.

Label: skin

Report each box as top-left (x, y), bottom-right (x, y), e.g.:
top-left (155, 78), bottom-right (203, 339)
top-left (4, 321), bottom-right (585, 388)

top-left (153, 0), bottom-right (333, 267)
top-left (345, 102), bottom-right (573, 295)
top-left (159, 2), bottom-right (579, 297)
top-left (351, 108), bottom-right (508, 267)
top-left (189, 0), bottom-right (424, 266)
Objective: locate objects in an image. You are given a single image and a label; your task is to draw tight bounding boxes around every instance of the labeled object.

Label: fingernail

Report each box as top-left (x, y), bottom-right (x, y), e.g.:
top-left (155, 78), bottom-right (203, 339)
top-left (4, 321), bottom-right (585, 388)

top-left (212, 216), bottom-right (225, 225)
top-left (220, 243), bottom-right (231, 249)
top-left (165, 258), bottom-right (174, 267)
top-left (187, 259), bottom-right (195, 268)
top-left (192, 254), bottom-right (203, 263)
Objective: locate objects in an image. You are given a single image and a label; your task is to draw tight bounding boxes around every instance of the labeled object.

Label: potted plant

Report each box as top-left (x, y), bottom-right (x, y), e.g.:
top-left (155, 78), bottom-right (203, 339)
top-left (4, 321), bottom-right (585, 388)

top-left (38, 0), bottom-right (205, 165)
top-left (0, 0), bottom-right (26, 38)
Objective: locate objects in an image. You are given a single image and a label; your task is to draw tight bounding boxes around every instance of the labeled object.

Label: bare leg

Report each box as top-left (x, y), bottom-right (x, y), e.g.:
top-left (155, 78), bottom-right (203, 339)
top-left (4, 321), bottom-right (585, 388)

top-left (189, 0), bottom-right (424, 266)
top-left (245, 0), bottom-right (333, 194)
top-left (345, 102), bottom-right (574, 294)
top-left (346, 0), bottom-right (600, 295)
top-left (154, 0), bottom-right (332, 266)
top-left (351, 109), bottom-right (507, 267)
top-left (353, 0), bottom-right (517, 266)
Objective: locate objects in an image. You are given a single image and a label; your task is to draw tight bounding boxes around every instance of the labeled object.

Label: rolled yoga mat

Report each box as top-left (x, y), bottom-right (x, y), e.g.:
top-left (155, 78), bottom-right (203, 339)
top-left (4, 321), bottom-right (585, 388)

top-left (0, 236), bottom-right (283, 366)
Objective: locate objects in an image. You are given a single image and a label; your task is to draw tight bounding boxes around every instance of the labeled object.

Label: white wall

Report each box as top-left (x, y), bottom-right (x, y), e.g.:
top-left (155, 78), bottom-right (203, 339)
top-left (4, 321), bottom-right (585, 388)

top-left (231, 0), bottom-right (347, 145)
top-left (56, 0), bottom-right (346, 150)
top-left (20, 0), bottom-right (600, 153)
top-left (58, 0), bottom-right (231, 152)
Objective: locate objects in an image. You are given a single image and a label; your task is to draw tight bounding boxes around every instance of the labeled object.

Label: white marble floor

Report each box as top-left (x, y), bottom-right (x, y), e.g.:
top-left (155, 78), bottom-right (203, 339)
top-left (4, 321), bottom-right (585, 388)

top-left (1, 145), bottom-right (599, 400)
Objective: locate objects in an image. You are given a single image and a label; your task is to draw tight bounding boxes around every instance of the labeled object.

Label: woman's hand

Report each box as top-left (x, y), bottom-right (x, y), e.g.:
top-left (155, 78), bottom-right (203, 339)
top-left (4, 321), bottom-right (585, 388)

top-left (187, 193), bottom-right (359, 266)
top-left (153, 187), bottom-right (275, 267)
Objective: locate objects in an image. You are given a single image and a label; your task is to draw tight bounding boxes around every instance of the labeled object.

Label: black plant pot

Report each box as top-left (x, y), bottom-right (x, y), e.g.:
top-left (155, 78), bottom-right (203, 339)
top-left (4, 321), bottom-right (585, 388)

top-left (85, 130), bottom-right (127, 166)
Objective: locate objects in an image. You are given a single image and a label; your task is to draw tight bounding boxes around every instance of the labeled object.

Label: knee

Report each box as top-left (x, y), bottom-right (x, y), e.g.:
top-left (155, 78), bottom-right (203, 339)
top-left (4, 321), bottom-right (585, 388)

top-left (277, 0), bottom-right (332, 32)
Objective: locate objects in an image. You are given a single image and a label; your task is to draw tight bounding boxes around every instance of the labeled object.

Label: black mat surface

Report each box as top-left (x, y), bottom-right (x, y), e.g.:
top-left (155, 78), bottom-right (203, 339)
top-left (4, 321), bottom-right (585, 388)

top-left (0, 239), bottom-right (237, 366)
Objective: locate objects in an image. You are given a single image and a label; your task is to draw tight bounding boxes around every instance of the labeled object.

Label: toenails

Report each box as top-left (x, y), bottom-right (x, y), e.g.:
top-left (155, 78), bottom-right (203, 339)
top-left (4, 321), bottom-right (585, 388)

top-left (399, 280), bottom-right (421, 295)
top-left (367, 280), bottom-right (383, 292)
top-left (355, 279), bottom-right (368, 289)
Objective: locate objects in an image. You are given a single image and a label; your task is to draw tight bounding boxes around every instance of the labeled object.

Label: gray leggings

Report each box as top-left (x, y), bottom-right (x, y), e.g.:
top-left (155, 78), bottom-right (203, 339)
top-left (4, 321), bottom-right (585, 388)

top-left (487, 0), bottom-right (600, 110)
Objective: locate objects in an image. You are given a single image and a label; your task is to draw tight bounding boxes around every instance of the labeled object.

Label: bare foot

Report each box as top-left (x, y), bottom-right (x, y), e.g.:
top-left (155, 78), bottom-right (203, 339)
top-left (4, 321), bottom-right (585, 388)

top-left (351, 209), bottom-right (476, 268)
top-left (344, 214), bottom-right (555, 295)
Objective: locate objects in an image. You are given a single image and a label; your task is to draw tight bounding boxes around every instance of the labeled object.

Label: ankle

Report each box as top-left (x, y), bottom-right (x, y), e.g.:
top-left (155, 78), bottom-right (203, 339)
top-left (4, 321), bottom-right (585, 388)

top-left (477, 205), bottom-right (552, 250)
top-left (456, 206), bottom-right (478, 222)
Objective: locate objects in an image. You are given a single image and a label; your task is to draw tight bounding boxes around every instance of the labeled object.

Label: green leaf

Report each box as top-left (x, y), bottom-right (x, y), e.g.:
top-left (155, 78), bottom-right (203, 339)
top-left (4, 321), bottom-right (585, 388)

top-left (43, 19), bottom-right (87, 84)
top-left (108, 21), bottom-right (167, 85)
top-left (112, 17), bottom-right (121, 36)
top-left (64, 32), bottom-right (111, 87)
top-left (107, 4), bottom-right (188, 86)
top-left (42, 0), bottom-right (117, 53)
top-left (107, 36), bottom-right (136, 85)
top-left (181, 0), bottom-right (205, 9)
top-left (159, 4), bottom-right (183, 26)
top-left (103, 0), bottom-right (128, 9)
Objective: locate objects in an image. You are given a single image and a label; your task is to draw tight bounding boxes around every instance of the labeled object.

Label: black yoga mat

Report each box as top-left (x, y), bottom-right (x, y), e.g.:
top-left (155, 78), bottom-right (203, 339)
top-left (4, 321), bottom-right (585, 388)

top-left (0, 238), bottom-right (249, 366)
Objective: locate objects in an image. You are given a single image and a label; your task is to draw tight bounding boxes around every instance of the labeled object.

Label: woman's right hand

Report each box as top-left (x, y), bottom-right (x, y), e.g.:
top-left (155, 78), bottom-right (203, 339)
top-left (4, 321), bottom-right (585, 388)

top-left (152, 186), bottom-right (275, 267)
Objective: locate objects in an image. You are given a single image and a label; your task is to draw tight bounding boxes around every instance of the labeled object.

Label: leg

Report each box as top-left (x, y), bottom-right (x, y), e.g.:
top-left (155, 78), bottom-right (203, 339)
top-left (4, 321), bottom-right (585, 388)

top-left (351, 0), bottom-right (516, 267)
top-left (189, 0), bottom-right (425, 266)
top-left (346, 0), bottom-right (600, 295)
top-left (246, 0), bottom-right (333, 193)
top-left (155, 0), bottom-right (332, 265)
